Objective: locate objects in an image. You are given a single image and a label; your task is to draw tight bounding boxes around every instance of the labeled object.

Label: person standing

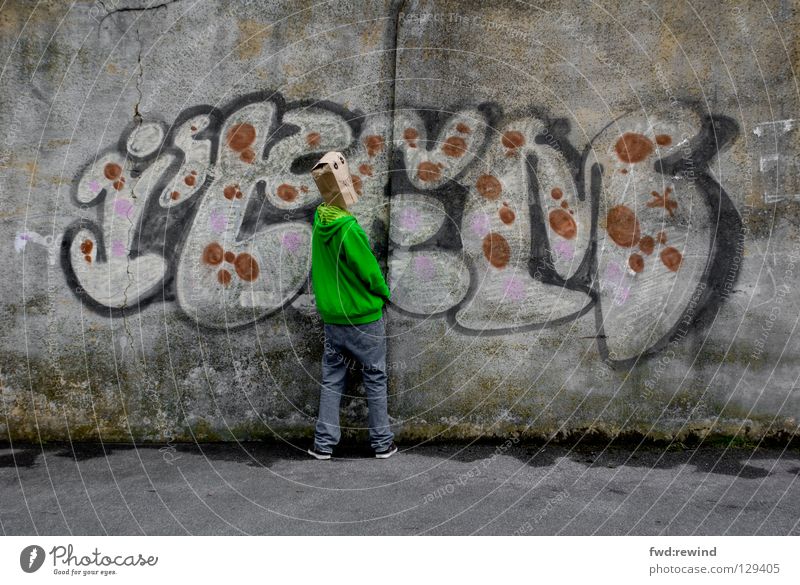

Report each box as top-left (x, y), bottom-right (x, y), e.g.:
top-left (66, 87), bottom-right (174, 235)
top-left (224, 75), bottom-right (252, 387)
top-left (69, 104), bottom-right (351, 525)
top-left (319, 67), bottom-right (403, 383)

top-left (306, 151), bottom-right (397, 460)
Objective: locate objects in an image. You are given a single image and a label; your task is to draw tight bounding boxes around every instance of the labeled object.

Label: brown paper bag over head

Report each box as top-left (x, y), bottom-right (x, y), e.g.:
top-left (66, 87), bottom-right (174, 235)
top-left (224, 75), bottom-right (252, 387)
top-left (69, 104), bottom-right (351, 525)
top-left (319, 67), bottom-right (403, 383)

top-left (310, 151), bottom-right (359, 208)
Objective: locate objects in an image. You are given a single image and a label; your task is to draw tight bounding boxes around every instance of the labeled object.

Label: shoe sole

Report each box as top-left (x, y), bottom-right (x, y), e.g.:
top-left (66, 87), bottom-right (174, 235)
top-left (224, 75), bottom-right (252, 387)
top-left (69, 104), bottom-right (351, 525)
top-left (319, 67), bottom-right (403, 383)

top-left (307, 448), bottom-right (331, 460)
top-left (375, 447), bottom-right (398, 459)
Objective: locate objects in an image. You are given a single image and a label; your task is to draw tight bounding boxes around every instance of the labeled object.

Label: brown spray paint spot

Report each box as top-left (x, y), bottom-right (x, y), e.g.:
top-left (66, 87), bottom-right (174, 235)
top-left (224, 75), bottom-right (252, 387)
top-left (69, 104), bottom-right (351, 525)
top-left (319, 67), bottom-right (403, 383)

top-left (639, 235), bottom-right (655, 255)
top-left (403, 128), bottom-right (418, 148)
top-left (80, 239), bottom-right (93, 255)
top-left (606, 205), bottom-right (641, 247)
top-left (191, 170), bottom-right (197, 175)
top-left (647, 187), bottom-right (677, 217)
top-left (202, 242), bottom-right (224, 266)
top-left (560, 200), bottom-right (569, 209)
top-left (190, 125), bottom-right (197, 132)
top-left (364, 135), bottom-right (385, 157)
top-left (306, 132), bottom-right (321, 147)
top-left (628, 253), bottom-right (644, 273)
top-left (223, 185), bottom-right (238, 200)
top-left (502, 130), bottom-right (525, 151)
top-left (620, 168), bottom-right (628, 174)
top-left (456, 122), bottom-right (471, 134)
top-left (84, 255), bottom-right (92, 263)
top-left (358, 163), bottom-right (373, 177)
top-left (476, 174), bottom-right (502, 200)
top-left (442, 136), bottom-right (467, 157)
top-left (184, 175), bottom-right (196, 187)
top-left (417, 161), bottom-right (441, 182)
top-left (226, 123), bottom-right (256, 152)
top-left (549, 209), bottom-right (577, 240)
top-left (234, 253), bottom-right (259, 281)
top-left (171, 191), bottom-right (180, 200)
top-left (656, 231), bottom-right (668, 244)
top-left (614, 132), bottom-right (654, 163)
top-left (300, 185), bottom-right (309, 193)
top-left (217, 269), bottom-right (231, 286)
top-left (482, 232), bottom-right (511, 268)
top-left (277, 184), bottom-right (298, 202)
top-left (104, 162), bottom-right (122, 180)
top-left (551, 187), bottom-right (563, 200)
top-left (660, 247), bottom-right (682, 272)
top-left (240, 148), bottom-right (255, 164)
top-left (224, 251), bottom-right (235, 263)
top-left (499, 203), bottom-right (515, 225)
top-left (655, 134), bottom-right (672, 146)
top-left (352, 174), bottom-right (363, 195)
top-left (113, 180), bottom-right (125, 191)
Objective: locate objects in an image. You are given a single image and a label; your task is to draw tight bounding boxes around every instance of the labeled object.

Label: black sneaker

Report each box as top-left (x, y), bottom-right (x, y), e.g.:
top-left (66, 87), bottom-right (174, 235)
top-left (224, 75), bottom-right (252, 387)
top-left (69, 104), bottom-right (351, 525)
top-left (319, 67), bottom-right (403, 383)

top-left (375, 442), bottom-right (398, 459)
top-left (307, 446), bottom-right (332, 460)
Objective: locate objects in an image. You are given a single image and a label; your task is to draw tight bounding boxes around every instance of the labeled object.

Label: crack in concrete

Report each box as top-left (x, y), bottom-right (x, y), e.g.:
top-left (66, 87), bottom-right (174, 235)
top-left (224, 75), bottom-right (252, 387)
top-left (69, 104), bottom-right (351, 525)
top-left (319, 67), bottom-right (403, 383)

top-left (97, 0), bottom-right (182, 25)
top-left (133, 26), bottom-right (144, 124)
top-left (119, 26), bottom-right (146, 375)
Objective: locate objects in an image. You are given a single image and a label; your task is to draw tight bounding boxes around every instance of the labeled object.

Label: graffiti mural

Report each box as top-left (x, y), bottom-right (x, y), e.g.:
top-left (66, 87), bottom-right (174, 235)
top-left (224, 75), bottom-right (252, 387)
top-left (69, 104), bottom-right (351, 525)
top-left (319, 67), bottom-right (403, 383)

top-left (62, 91), bottom-right (743, 366)
top-left (63, 91), bottom-right (390, 328)
top-left (385, 103), bottom-right (742, 366)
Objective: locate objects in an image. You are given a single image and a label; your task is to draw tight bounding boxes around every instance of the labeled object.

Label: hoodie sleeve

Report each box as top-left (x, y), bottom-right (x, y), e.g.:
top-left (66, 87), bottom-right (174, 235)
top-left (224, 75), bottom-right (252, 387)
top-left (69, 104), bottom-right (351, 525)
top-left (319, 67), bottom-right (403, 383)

top-left (341, 222), bottom-right (391, 301)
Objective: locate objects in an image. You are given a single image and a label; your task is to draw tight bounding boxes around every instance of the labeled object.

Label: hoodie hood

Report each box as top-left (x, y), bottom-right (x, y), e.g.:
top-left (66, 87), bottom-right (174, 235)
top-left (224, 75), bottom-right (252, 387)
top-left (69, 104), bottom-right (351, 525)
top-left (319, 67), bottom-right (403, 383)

top-left (313, 203), bottom-right (355, 242)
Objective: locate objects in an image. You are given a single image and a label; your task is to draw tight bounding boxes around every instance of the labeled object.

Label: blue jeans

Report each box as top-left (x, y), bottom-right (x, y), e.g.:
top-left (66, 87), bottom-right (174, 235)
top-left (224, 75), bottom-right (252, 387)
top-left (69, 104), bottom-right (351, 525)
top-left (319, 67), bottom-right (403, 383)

top-left (313, 315), bottom-right (394, 453)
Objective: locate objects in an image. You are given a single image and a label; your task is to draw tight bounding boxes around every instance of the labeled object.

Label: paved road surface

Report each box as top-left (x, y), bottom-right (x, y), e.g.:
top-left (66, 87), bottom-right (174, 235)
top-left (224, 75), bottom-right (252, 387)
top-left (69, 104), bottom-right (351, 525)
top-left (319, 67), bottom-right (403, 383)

top-left (1, 442), bottom-right (798, 535)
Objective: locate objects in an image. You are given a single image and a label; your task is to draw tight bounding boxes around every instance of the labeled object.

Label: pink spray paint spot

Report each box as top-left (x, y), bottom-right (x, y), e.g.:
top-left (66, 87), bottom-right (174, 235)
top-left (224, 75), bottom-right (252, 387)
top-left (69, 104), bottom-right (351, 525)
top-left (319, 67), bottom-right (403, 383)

top-left (281, 232), bottom-right (302, 253)
top-left (111, 239), bottom-right (126, 257)
top-left (605, 261), bottom-right (622, 280)
top-left (399, 208), bottom-right (420, 231)
top-left (469, 212), bottom-right (490, 238)
top-left (114, 198), bottom-right (134, 219)
top-left (209, 209), bottom-right (226, 233)
top-left (413, 255), bottom-right (436, 279)
top-left (503, 274), bottom-right (526, 301)
top-left (613, 284), bottom-right (631, 306)
top-left (601, 261), bottom-right (625, 292)
top-left (553, 239), bottom-right (574, 260)
top-left (88, 180), bottom-right (101, 194)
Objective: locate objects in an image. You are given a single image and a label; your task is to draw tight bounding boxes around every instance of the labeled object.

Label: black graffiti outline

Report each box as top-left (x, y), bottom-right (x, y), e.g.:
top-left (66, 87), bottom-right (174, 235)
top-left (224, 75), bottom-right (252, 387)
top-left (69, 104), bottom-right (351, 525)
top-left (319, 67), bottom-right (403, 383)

top-left (387, 103), bottom-right (597, 333)
top-left (62, 90), bottom-right (364, 324)
top-left (591, 112), bottom-right (743, 368)
top-left (387, 104), bottom-right (743, 368)
top-left (62, 92), bottom-right (744, 367)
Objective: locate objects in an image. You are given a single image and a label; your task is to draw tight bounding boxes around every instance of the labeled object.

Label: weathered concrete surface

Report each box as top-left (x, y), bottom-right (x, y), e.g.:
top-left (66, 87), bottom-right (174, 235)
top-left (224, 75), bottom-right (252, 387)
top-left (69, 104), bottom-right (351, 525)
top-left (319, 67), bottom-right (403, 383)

top-left (1, 442), bottom-right (799, 535)
top-left (1, 0), bottom-right (799, 442)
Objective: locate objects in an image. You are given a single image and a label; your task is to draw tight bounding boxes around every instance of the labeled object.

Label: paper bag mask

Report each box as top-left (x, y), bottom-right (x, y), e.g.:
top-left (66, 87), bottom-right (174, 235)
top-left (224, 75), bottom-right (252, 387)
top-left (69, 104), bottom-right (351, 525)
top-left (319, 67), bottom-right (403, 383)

top-left (310, 151), bottom-right (360, 207)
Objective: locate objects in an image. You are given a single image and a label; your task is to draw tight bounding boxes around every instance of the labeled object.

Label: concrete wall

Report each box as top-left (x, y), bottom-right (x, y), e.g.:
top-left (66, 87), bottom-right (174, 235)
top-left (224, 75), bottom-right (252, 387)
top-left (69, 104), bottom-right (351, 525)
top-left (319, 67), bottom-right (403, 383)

top-left (1, 0), bottom-right (799, 442)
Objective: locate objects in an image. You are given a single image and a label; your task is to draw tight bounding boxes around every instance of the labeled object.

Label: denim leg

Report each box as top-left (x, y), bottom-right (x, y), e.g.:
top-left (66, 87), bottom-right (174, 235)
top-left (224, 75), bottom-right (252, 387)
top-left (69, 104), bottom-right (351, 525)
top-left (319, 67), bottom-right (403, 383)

top-left (314, 325), bottom-right (347, 453)
top-left (344, 316), bottom-right (394, 451)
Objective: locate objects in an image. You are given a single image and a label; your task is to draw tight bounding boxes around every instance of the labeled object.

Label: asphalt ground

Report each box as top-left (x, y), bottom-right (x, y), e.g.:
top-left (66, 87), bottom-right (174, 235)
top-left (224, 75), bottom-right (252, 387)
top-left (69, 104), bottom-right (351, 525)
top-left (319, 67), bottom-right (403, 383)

top-left (1, 441), bottom-right (799, 535)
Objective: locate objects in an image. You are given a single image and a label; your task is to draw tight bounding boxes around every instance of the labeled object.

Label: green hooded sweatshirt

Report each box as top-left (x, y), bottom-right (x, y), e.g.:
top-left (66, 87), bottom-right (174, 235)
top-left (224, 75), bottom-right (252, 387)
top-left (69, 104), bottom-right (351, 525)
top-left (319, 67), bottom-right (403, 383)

top-left (311, 203), bottom-right (391, 325)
